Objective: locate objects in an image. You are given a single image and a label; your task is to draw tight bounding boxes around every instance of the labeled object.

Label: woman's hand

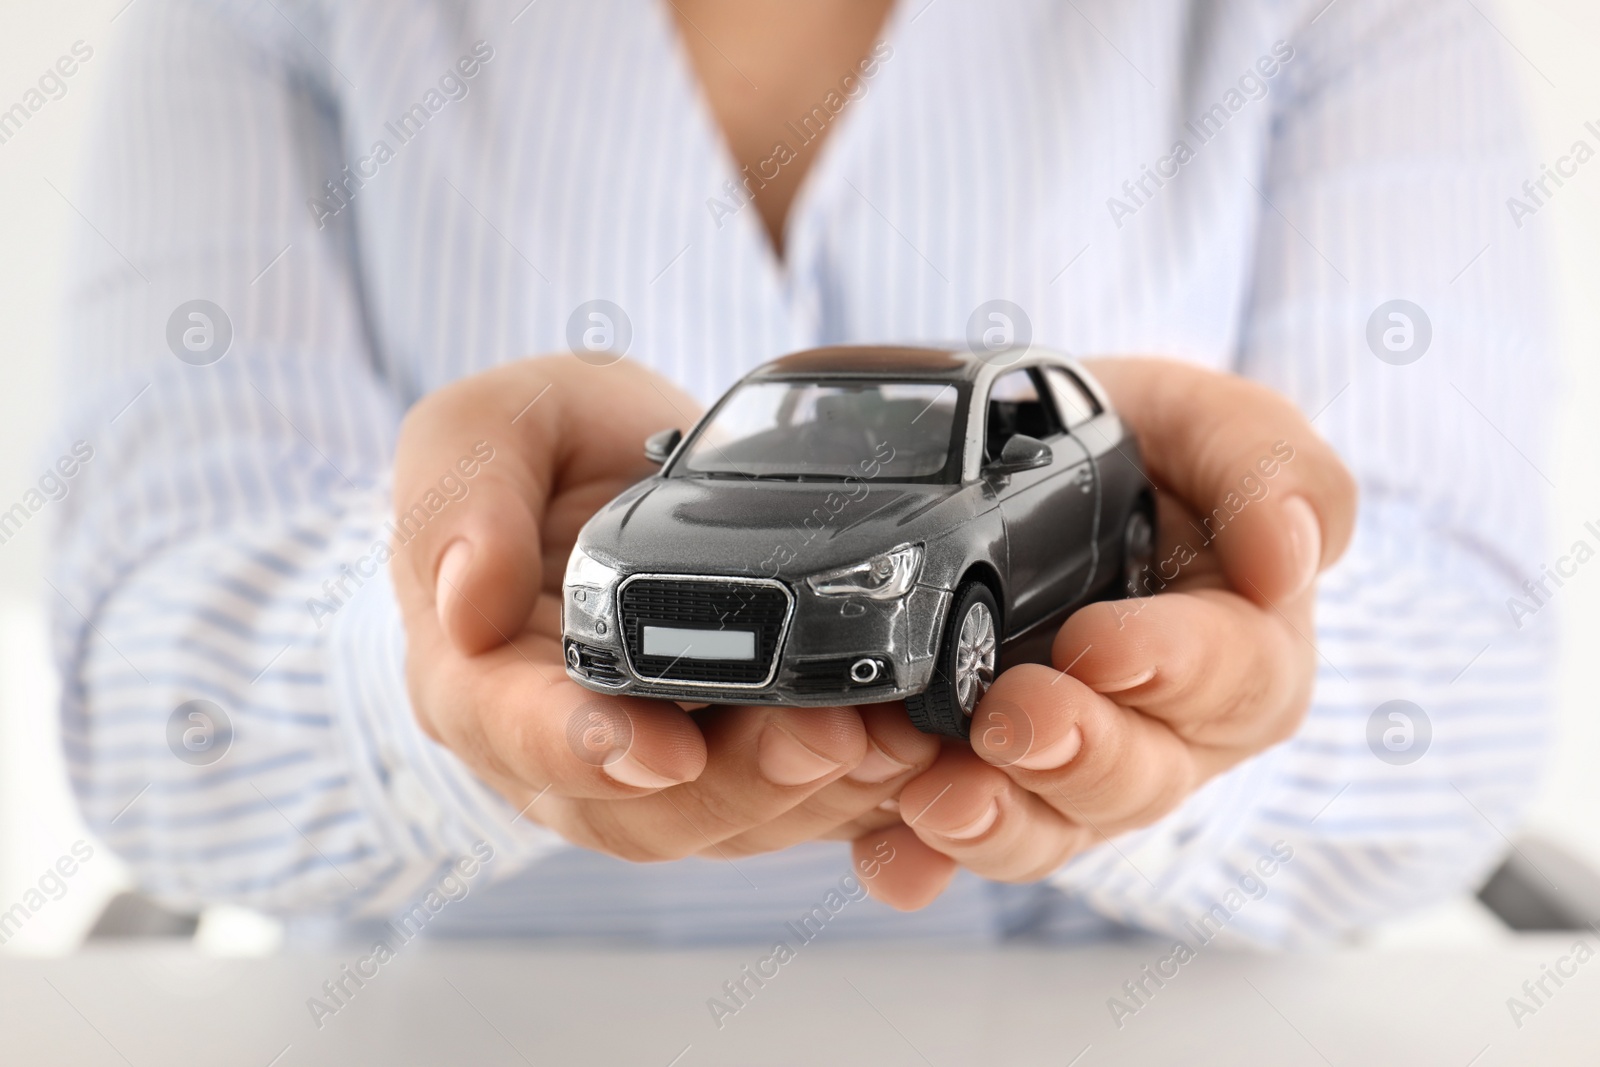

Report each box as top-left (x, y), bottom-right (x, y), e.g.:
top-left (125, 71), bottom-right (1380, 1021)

top-left (389, 357), bottom-right (938, 864)
top-left (853, 358), bottom-right (1358, 909)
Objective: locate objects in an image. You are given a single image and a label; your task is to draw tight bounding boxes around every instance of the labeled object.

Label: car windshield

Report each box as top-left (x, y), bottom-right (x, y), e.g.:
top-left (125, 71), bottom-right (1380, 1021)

top-left (676, 380), bottom-right (962, 481)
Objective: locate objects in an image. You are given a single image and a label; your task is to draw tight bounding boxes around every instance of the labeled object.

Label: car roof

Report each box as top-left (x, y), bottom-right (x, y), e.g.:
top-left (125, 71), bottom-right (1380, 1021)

top-left (748, 345), bottom-right (987, 382)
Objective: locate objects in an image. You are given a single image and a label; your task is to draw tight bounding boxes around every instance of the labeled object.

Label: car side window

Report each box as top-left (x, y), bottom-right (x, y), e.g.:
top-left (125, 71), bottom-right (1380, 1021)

top-left (985, 369), bottom-right (1061, 462)
top-left (1044, 367), bottom-right (1101, 431)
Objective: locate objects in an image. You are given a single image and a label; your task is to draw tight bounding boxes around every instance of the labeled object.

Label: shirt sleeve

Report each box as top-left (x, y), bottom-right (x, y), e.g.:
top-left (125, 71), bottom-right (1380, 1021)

top-left (50, 0), bottom-right (566, 919)
top-left (1047, 0), bottom-right (1557, 944)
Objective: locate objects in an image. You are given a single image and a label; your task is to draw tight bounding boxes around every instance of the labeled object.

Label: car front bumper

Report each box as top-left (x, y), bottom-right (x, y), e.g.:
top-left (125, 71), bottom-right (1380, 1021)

top-left (561, 575), bottom-right (951, 706)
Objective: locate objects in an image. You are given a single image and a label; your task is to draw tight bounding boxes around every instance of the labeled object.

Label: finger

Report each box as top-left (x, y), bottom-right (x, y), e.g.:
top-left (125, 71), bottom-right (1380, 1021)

top-left (1051, 589), bottom-right (1312, 745)
top-left (710, 702), bottom-right (940, 857)
top-left (897, 746), bottom-right (1090, 883)
top-left (968, 664), bottom-right (1205, 828)
top-left (820, 806), bottom-right (905, 841)
top-left (567, 704), bottom-right (870, 863)
top-left (851, 824), bottom-right (957, 911)
top-left (1086, 357), bottom-right (1357, 604)
top-left (392, 364), bottom-right (553, 654)
top-left (416, 635), bottom-right (709, 801)
top-left (392, 357), bottom-right (700, 654)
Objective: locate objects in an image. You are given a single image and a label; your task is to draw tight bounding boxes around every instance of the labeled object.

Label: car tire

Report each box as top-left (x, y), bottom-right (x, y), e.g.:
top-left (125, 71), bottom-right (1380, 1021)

top-left (906, 581), bottom-right (999, 739)
top-left (1121, 504), bottom-right (1156, 599)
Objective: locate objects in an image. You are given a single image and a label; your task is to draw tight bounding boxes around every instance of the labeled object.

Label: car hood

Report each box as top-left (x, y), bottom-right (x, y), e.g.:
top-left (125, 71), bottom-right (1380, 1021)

top-left (579, 475), bottom-right (961, 579)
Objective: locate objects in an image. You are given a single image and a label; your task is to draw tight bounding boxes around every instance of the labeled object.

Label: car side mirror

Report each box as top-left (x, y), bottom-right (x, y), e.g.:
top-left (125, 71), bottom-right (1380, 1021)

top-left (644, 428), bottom-right (682, 465)
top-left (986, 433), bottom-right (1052, 475)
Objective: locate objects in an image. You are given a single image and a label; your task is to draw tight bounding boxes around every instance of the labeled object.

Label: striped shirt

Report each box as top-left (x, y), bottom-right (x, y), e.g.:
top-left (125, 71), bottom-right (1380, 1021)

top-left (51, 0), bottom-right (1555, 945)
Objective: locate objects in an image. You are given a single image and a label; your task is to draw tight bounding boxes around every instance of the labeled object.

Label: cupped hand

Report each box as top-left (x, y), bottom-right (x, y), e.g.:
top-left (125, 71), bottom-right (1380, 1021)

top-left (853, 358), bottom-right (1358, 909)
top-left (390, 356), bottom-right (938, 864)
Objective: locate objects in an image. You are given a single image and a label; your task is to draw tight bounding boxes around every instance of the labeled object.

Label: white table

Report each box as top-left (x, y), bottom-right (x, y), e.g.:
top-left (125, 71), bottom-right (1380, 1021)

top-left (2, 937), bottom-right (1594, 1065)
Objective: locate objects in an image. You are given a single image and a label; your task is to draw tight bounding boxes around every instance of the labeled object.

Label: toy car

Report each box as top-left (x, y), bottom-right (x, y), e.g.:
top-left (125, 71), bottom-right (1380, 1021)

top-left (561, 344), bottom-right (1154, 737)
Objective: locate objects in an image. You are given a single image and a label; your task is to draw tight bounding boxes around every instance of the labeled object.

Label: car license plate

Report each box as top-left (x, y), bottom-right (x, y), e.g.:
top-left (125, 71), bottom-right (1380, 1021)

top-left (642, 626), bottom-right (756, 661)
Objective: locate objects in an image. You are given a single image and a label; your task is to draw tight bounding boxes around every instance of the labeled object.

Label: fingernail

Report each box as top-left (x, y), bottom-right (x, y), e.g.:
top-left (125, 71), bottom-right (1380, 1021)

top-left (1283, 495), bottom-right (1323, 598)
top-left (758, 725), bottom-right (842, 786)
top-left (1014, 725), bottom-right (1083, 772)
top-left (601, 752), bottom-right (682, 790)
top-left (846, 739), bottom-right (912, 784)
top-left (877, 798), bottom-right (900, 812)
top-left (938, 799), bottom-right (999, 841)
top-left (1094, 666), bottom-right (1155, 694)
top-left (436, 540), bottom-right (473, 630)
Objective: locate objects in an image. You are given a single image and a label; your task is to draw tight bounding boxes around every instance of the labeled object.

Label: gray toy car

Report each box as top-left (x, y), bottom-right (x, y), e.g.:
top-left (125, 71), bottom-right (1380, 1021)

top-left (561, 344), bottom-right (1154, 737)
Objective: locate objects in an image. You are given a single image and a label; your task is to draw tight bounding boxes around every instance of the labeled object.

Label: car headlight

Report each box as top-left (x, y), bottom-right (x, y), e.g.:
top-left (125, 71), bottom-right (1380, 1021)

top-left (807, 544), bottom-right (922, 600)
top-left (564, 545), bottom-right (620, 589)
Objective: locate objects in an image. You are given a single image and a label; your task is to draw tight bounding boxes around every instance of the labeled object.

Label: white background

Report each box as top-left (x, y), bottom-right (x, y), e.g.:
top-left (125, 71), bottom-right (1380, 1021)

top-left (1, 0), bottom-right (1596, 952)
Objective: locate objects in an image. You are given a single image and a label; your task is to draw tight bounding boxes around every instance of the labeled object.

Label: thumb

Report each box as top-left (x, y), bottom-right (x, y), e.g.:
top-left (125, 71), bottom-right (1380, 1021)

top-left (1087, 357), bottom-right (1358, 605)
top-left (392, 376), bottom-right (552, 656)
top-left (391, 356), bottom-right (704, 655)
top-left (423, 465), bottom-right (544, 655)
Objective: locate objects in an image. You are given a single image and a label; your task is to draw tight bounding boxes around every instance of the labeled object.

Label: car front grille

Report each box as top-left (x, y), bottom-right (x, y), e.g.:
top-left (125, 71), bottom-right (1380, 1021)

top-left (619, 576), bottom-right (791, 687)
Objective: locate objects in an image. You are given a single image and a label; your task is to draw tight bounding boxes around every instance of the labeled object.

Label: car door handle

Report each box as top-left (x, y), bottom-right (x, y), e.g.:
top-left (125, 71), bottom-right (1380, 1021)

top-left (1070, 464), bottom-right (1094, 494)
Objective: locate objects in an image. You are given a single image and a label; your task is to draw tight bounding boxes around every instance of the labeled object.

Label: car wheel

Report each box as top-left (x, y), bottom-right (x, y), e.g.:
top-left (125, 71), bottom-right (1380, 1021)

top-left (906, 582), bottom-right (998, 738)
top-left (1121, 505), bottom-right (1155, 599)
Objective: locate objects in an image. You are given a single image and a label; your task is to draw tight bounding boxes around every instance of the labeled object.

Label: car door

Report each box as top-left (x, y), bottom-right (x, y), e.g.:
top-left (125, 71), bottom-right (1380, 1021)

top-left (985, 367), bottom-right (1096, 634)
top-left (1042, 365), bottom-right (1106, 598)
